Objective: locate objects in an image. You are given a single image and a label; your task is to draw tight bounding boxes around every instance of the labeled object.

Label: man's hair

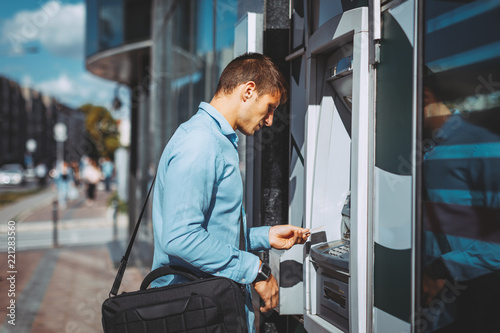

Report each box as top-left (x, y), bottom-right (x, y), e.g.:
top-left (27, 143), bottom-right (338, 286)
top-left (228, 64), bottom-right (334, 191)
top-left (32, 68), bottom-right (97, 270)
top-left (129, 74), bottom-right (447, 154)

top-left (214, 53), bottom-right (289, 104)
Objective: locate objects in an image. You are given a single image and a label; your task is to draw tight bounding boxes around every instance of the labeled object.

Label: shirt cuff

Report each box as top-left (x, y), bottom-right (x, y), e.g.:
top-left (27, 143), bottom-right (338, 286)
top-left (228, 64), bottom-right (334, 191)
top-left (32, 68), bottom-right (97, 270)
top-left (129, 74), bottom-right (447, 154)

top-left (248, 226), bottom-right (271, 251)
top-left (232, 251), bottom-right (260, 284)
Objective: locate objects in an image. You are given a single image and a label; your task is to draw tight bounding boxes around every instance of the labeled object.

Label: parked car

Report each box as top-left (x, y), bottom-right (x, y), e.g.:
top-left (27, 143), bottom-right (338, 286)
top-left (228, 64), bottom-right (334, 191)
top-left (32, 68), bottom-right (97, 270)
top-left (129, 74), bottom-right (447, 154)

top-left (0, 164), bottom-right (25, 185)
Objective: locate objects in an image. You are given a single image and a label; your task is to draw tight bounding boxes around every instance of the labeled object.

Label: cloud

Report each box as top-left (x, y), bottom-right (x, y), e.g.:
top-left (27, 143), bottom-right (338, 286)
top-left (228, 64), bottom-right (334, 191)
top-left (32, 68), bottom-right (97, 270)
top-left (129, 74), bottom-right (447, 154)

top-left (35, 72), bottom-right (130, 116)
top-left (21, 74), bottom-right (34, 88)
top-left (2, 1), bottom-right (85, 58)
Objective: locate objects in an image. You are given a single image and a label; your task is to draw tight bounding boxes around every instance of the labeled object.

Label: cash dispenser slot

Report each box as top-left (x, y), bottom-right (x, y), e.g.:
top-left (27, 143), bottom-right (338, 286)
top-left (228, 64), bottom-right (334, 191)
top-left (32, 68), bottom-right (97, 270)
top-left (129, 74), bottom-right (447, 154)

top-left (324, 281), bottom-right (346, 308)
top-left (311, 239), bottom-right (350, 332)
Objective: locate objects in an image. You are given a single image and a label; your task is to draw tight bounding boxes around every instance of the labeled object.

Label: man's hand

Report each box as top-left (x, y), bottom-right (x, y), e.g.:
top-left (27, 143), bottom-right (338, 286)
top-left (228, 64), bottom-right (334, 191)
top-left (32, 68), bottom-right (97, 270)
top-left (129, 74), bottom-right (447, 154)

top-left (422, 271), bottom-right (446, 306)
top-left (253, 273), bottom-right (279, 312)
top-left (269, 225), bottom-right (309, 250)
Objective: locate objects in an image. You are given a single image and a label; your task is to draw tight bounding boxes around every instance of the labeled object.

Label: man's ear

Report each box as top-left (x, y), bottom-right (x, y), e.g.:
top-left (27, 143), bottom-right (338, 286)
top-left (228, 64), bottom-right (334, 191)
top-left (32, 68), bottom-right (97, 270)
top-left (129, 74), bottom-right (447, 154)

top-left (242, 81), bottom-right (256, 101)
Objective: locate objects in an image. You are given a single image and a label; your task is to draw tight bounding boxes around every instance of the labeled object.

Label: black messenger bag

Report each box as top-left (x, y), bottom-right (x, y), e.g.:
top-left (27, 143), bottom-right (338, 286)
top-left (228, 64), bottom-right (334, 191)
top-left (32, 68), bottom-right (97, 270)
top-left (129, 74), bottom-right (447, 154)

top-left (101, 176), bottom-right (249, 332)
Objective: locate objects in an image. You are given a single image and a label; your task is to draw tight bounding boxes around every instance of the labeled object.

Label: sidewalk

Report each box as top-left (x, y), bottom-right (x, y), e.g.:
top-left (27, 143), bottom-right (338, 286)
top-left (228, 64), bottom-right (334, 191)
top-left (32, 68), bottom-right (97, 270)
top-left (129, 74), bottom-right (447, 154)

top-left (0, 186), bottom-right (145, 333)
top-left (0, 187), bottom-right (55, 223)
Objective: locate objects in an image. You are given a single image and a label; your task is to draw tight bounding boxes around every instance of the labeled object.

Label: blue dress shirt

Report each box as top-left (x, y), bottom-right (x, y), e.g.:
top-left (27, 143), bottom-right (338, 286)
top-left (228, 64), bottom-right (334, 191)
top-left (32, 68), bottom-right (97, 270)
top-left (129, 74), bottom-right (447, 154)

top-left (423, 112), bottom-right (500, 331)
top-left (151, 102), bottom-right (271, 332)
top-left (423, 112), bottom-right (500, 282)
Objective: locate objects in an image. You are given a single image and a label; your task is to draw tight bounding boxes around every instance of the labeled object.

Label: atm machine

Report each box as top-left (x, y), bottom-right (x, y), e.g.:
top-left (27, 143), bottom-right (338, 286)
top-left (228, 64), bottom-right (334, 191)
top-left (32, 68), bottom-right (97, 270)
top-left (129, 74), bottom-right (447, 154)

top-left (302, 6), bottom-right (371, 333)
top-left (306, 44), bottom-right (355, 333)
top-left (267, 4), bottom-right (372, 332)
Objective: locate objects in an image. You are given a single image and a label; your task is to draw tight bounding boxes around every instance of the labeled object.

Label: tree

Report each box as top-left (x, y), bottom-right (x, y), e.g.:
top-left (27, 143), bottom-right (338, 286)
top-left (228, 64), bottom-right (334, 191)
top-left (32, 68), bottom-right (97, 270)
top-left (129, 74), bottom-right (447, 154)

top-left (79, 104), bottom-right (120, 160)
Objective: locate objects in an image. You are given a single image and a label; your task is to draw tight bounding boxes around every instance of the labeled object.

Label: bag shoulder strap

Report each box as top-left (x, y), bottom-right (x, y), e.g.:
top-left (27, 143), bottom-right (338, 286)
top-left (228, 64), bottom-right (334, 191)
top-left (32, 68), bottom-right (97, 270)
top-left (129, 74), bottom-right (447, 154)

top-left (109, 174), bottom-right (246, 296)
top-left (109, 174), bottom-right (156, 297)
top-left (239, 206), bottom-right (245, 251)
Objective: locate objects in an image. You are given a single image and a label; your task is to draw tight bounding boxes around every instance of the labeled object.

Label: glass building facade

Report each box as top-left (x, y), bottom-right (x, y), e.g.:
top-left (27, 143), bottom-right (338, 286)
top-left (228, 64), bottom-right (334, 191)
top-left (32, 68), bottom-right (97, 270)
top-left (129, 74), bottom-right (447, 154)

top-left (150, 0), bottom-right (263, 155)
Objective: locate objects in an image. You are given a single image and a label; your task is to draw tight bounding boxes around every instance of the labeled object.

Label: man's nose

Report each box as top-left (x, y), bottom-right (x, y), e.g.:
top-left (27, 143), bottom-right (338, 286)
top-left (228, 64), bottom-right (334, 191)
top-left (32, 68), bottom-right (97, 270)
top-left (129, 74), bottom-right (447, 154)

top-left (264, 111), bottom-right (274, 127)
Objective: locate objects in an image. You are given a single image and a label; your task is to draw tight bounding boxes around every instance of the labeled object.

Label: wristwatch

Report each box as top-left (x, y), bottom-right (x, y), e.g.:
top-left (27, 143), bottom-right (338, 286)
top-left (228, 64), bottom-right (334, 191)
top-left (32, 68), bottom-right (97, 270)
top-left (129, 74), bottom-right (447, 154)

top-left (254, 262), bottom-right (272, 282)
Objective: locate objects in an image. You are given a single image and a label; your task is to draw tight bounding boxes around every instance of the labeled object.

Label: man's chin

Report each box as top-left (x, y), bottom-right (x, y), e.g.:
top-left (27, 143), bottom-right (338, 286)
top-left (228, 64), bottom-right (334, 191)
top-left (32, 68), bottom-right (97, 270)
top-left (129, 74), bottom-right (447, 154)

top-left (239, 128), bottom-right (254, 136)
top-left (239, 126), bottom-right (261, 136)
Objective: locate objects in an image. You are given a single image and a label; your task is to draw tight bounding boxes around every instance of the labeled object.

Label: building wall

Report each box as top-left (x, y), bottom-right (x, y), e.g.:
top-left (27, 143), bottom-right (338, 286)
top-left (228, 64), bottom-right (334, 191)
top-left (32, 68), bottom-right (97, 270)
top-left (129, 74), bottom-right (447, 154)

top-left (0, 76), bottom-right (85, 169)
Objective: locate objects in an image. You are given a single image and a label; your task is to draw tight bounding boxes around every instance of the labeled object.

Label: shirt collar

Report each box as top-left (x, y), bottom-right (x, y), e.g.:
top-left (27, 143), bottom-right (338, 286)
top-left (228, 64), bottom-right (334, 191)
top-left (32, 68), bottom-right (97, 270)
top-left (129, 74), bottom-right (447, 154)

top-left (435, 109), bottom-right (461, 142)
top-left (199, 102), bottom-right (239, 148)
top-left (424, 109), bottom-right (462, 154)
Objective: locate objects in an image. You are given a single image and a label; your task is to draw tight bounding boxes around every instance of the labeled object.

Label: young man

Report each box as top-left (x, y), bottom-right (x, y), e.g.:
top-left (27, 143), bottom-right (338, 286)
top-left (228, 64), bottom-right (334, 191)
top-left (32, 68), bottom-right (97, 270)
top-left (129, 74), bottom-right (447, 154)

top-left (151, 53), bottom-right (309, 331)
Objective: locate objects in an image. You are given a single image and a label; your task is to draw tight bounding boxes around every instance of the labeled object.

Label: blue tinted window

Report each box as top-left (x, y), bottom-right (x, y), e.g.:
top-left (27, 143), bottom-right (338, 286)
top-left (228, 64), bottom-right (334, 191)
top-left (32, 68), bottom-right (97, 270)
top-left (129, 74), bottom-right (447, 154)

top-left (215, 0), bottom-right (237, 50)
top-left (420, 1), bottom-right (500, 331)
top-left (86, 0), bottom-right (99, 56)
top-left (98, 0), bottom-right (124, 50)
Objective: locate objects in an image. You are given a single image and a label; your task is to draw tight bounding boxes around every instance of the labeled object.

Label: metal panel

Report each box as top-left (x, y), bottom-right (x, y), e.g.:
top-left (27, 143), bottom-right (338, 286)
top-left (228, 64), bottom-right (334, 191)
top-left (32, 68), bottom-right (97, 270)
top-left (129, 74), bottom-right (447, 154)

top-left (373, 243), bottom-right (412, 323)
top-left (374, 308), bottom-right (411, 332)
top-left (372, 2), bottom-right (416, 329)
top-left (388, 0), bottom-right (415, 47)
top-left (234, 12), bottom-right (263, 56)
top-left (373, 167), bottom-right (412, 250)
top-left (270, 245), bottom-right (305, 315)
top-left (349, 28), bottom-right (370, 333)
top-left (290, 55), bottom-right (307, 229)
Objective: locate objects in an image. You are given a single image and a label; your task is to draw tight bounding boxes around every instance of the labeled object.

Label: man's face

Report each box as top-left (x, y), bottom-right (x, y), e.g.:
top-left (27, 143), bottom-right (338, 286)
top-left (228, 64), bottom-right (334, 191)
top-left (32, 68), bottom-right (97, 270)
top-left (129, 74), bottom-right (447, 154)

top-left (237, 92), bottom-right (281, 136)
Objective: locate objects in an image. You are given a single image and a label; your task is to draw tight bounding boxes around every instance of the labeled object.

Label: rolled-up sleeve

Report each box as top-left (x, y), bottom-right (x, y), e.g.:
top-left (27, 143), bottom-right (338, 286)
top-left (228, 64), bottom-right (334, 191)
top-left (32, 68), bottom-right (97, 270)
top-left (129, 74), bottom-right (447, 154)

top-left (248, 226), bottom-right (271, 252)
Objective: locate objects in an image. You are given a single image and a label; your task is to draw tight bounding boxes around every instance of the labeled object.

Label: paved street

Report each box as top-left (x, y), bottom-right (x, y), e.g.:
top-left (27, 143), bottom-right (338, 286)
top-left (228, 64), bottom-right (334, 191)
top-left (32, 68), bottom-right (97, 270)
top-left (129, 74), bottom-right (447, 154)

top-left (0, 185), bottom-right (145, 333)
top-left (0, 180), bottom-right (39, 194)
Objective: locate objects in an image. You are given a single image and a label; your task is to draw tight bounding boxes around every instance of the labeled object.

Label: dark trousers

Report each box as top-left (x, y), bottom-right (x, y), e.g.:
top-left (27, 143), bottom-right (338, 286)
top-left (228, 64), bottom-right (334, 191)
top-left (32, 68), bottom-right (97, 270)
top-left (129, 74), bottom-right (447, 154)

top-left (87, 183), bottom-right (96, 200)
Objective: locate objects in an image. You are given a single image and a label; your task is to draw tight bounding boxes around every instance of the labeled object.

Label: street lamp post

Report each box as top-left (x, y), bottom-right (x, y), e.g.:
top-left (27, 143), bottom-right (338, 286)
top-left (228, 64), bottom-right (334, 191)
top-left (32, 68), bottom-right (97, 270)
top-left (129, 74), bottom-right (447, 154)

top-left (25, 139), bottom-right (37, 180)
top-left (53, 122), bottom-right (67, 248)
top-left (54, 122), bottom-right (67, 165)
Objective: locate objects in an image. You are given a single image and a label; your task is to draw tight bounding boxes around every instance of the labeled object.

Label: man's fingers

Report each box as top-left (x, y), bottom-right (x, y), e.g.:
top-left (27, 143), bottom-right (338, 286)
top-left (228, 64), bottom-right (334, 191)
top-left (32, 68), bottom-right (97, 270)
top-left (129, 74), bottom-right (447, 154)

top-left (260, 298), bottom-right (272, 313)
top-left (260, 295), bottom-right (277, 313)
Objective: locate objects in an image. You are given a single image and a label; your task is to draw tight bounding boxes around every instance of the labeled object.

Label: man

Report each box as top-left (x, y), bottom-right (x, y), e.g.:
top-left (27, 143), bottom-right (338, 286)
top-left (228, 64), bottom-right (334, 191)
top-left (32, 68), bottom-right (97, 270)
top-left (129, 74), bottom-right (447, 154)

top-left (421, 87), bottom-right (500, 332)
top-left (151, 53), bottom-right (309, 331)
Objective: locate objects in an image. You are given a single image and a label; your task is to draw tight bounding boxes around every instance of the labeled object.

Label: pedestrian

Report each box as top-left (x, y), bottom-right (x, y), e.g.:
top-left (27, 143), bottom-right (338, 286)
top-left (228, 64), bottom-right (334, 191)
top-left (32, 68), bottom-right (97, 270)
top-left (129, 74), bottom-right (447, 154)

top-left (55, 161), bottom-right (72, 209)
top-left (151, 53), bottom-right (309, 332)
top-left (70, 160), bottom-right (81, 188)
top-left (35, 162), bottom-right (47, 187)
top-left (82, 158), bottom-right (102, 207)
top-left (101, 157), bottom-right (114, 192)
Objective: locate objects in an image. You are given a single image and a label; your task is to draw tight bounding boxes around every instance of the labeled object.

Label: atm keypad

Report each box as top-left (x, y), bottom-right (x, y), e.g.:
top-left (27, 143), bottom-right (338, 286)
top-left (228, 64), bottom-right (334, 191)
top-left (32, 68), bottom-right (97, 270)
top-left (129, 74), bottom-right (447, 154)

top-left (328, 244), bottom-right (350, 257)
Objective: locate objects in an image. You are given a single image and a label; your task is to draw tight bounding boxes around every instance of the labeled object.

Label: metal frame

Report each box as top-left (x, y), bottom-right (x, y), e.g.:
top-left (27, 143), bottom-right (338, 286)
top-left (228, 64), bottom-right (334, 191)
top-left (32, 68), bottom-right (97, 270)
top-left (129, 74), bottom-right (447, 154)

top-left (412, 0), bottom-right (423, 331)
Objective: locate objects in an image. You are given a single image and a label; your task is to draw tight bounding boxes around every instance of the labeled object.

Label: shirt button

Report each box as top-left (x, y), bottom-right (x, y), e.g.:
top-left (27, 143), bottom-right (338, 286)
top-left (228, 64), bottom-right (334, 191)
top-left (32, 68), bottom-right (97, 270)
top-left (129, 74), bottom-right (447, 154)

top-left (216, 271), bottom-right (220, 275)
top-left (242, 278), bottom-right (246, 283)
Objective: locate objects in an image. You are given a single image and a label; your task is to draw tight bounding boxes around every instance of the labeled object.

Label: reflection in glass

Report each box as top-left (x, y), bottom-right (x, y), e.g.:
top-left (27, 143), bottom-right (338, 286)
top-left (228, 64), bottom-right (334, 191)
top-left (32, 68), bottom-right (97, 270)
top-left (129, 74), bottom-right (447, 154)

top-left (420, 1), bottom-right (500, 332)
top-left (86, 0), bottom-right (99, 56)
top-left (99, 0), bottom-right (124, 50)
top-left (292, 0), bottom-right (305, 51)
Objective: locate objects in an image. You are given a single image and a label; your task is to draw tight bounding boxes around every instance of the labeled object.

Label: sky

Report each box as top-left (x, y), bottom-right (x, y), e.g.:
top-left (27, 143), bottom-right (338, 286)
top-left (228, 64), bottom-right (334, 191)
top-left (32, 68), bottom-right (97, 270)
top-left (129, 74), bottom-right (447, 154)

top-left (0, 0), bottom-right (129, 117)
